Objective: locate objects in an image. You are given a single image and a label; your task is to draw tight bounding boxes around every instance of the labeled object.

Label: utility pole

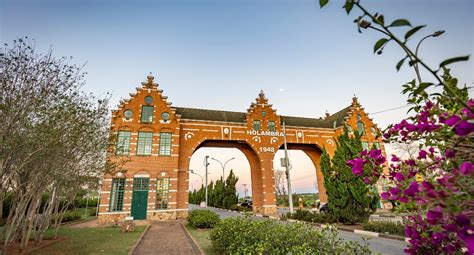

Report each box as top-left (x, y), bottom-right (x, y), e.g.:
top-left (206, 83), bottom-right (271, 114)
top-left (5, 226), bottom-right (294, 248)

top-left (283, 122), bottom-right (294, 214)
top-left (204, 156), bottom-right (210, 208)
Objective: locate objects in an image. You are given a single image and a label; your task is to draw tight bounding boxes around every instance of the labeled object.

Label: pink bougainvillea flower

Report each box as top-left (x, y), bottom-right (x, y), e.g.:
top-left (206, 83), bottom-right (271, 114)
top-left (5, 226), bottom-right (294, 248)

top-left (347, 158), bottom-right (364, 176)
top-left (369, 149), bottom-right (382, 159)
top-left (426, 207), bottom-right (443, 224)
top-left (445, 149), bottom-right (456, 158)
top-left (399, 196), bottom-right (409, 203)
top-left (432, 232), bottom-right (447, 245)
top-left (457, 226), bottom-right (474, 254)
top-left (421, 181), bottom-right (434, 191)
top-left (375, 156), bottom-right (386, 165)
top-left (417, 150), bottom-right (428, 159)
top-left (460, 162), bottom-right (474, 175)
top-left (395, 172), bottom-right (405, 182)
top-left (454, 120), bottom-right (474, 136)
top-left (391, 155), bottom-right (400, 162)
top-left (455, 214), bottom-right (471, 228)
top-left (404, 181), bottom-right (420, 197)
top-left (443, 115), bottom-right (461, 126)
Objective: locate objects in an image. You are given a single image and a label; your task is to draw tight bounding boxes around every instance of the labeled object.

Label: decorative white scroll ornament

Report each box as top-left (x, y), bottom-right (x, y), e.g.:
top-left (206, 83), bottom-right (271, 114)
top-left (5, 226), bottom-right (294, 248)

top-left (326, 139), bottom-right (334, 146)
top-left (270, 137), bottom-right (279, 145)
top-left (252, 136), bottom-right (261, 143)
top-left (184, 132), bottom-right (195, 141)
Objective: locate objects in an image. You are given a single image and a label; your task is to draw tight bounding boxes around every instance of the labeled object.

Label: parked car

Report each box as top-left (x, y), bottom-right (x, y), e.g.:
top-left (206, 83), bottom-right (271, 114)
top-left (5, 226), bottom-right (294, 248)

top-left (319, 203), bottom-right (329, 214)
top-left (240, 200), bottom-right (253, 209)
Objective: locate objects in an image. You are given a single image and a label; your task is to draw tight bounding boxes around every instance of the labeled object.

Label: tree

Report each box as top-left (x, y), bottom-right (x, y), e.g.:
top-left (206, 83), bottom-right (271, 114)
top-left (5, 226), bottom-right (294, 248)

top-left (0, 38), bottom-right (113, 251)
top-left (274, 169), bottom-right (287, 196)
top-left (320, 1), bottom-right (473, 253)
top-left (223, 170), bottom-right (239, 209)
top-left (320, 130), bottom-right (377, 224)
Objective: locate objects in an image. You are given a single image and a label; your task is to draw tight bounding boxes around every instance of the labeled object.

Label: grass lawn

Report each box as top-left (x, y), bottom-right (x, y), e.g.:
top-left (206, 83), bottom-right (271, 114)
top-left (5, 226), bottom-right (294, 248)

top-left (31, 226), bottom-right (146, 255)
top-left (184, 224), bottom-right (217, 255)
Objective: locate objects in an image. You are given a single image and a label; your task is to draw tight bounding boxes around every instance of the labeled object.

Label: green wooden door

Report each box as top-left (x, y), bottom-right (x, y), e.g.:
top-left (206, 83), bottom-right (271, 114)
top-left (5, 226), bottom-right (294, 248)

top-left (131, 178), bottom-right (149, 220)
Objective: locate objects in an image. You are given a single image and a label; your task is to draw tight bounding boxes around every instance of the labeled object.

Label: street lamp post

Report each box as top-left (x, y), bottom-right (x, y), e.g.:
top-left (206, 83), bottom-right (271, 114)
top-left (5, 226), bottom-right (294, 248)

top-left (414, 31), bottom-right (445, 83)
top-left (210, 157), bottom-right (235, 179)
top-left (189, 169), bottom-right (204, 187)
top-left (204, 156), bottom-right (210, 208)
top-left (282, 122), bottom-right (294, 214)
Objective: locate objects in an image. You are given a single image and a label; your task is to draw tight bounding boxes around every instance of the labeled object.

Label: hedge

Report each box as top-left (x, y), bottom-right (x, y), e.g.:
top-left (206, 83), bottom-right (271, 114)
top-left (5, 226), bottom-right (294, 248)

top-left (210, 217), bottom-right (371, 254)
top-left (362, 220), bottom-right (405, 236)
top-left (187, 209), bottom-right (220, 228)
top-left (282, 209), bottom-right (337, 224)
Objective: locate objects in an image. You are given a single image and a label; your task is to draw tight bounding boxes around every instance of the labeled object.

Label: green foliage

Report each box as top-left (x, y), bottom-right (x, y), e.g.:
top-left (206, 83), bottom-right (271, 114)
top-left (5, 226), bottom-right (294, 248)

top-left (210, 217), bottom-right (371, 254)
top-left (320, 130), bottom-right (378, 224)
top-left (187, 209), bottom-right (220, 229)
top-left (62, 211), bottom-right (82, 222)
top-left (362, 221), bottom-right (405, 236)
top-left (188, 170), bottom-right (239, 210)
top-left (282, 209), bottom-right (336, 224)
top-left (388, 19), bottom-right (411, 27)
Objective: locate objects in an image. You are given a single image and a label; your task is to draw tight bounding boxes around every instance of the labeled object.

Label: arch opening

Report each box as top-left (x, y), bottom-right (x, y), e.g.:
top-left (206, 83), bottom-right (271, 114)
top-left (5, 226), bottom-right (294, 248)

top-left (186, 140), bottom-right (269, 213)
top-left (273, 144), bottom-right (327, 210)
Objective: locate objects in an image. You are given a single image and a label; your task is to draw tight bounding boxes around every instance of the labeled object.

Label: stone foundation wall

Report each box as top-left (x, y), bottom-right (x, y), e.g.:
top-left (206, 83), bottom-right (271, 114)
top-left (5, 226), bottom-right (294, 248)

top-left (98, 213), bottom-right (128, 224)
top-left (98, 210), bottom-right (188, 223)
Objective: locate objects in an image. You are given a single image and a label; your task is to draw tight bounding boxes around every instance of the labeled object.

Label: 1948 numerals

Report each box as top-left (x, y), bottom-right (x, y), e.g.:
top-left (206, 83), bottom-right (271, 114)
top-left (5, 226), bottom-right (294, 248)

top-left (259, 147), bottom-right (275, 153)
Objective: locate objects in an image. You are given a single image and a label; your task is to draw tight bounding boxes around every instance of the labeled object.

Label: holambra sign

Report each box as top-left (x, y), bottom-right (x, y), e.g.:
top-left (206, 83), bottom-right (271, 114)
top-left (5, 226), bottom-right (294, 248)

top-left (247, 130), bottom-right (285, 137)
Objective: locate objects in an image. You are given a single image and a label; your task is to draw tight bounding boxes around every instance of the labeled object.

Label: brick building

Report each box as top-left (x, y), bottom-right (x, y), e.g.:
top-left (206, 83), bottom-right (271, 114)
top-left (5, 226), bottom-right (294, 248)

top-left (97, 74), bottom-right (386, 222)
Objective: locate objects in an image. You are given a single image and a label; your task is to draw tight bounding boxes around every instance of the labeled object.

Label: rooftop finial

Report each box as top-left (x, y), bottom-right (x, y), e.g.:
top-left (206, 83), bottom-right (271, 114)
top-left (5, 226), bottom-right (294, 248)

top-left (352, 94), bottom-right (359, 105)
top-left (259, 90), bottom-right (265, 99)
top-left (146, 72), bottom-right (154, 87)
top-left (325, 110), bottom-right (330, 118)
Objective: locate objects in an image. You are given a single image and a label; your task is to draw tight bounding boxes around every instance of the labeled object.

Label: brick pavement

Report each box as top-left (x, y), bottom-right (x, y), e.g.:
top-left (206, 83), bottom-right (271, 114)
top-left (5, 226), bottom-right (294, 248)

top-left (133, 220), bottom-right (200, 255)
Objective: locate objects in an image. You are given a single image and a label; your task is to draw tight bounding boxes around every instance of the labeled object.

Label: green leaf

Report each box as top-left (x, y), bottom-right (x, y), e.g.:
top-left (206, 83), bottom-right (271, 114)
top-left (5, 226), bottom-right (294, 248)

top-left (374, 15), bottom-right (384, 26)
top-left (319, 0), bottom-right (329, 8)
top-left (344, 0), bottom-right (354, 14)
top-left (396, 57), bottom-right (407, 71)
top-left (373, 38), bottom-right (389, 53)
top-left (413, 82), bottom-right (434, 95)
top-left (388, 19), bottom-right (411, 27)
top-left (404, 25), bottom-right (426, 41)
top-left (439, 55), bottom-right (470, 67)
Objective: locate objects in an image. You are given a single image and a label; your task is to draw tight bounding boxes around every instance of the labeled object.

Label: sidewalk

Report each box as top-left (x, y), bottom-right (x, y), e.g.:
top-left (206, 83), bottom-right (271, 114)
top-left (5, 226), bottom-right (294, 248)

top-left (133, 220), bottom-right (201, 255)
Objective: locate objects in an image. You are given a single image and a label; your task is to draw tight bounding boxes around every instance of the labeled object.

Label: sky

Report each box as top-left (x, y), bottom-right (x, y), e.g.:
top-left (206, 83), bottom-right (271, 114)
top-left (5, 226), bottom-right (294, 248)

top-left (2, 0), bottom-right (473, 196)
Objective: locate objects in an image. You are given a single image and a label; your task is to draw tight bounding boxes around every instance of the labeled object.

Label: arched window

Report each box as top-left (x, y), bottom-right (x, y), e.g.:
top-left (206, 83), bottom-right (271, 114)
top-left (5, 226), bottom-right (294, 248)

top-left (357, 121), bottom-right (365, 135)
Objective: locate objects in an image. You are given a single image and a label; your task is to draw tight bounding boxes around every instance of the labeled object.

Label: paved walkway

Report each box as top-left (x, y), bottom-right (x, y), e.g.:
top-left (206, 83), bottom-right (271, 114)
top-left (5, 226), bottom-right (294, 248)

top-left (133, 220), bottom-right (201, 255)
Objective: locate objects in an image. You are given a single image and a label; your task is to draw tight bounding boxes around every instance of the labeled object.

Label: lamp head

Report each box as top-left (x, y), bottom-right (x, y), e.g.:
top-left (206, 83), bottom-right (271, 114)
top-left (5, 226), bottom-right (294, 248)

top-left (432, 30), bottom-right (445, 37)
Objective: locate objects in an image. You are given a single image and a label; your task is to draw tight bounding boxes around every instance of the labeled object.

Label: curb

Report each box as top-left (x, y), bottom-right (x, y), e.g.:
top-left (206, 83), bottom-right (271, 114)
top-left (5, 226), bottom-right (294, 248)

top-left (181, 223), bottom-right (205, 255)
top-left (128, 224), bottom-right (151, 255)
top-left (286, 221), bottom-right (406, 242)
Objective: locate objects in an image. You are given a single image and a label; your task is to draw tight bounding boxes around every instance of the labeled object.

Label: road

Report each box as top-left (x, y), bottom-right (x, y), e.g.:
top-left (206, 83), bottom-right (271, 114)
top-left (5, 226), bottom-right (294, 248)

top-left (189, 204), bottom-right (406, 255)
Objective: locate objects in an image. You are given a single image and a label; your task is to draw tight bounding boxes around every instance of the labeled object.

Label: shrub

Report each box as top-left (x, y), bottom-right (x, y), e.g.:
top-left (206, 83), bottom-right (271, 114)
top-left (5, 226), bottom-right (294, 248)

top-left (62, 211), bottom-right (82, 222)
top-left (88, 208), bottom-right (97, 217)
top-left (210, 217), bottom-right (370, 254)
top-left (282, 209), bottom-right (336, 224)
top-left (187, 209), bottom-right (220, 228)
top-left (362, 221), bottom-right (405, 236)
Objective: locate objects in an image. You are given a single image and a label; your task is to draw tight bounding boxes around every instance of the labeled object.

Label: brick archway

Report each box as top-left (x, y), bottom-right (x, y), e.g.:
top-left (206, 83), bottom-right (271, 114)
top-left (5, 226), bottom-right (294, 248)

top-left (98, 74), bottom-right (386, 222)
top-left (177, 140), bottom-right (276, 214)
top-left (280, 143), bottom-right (327, 203)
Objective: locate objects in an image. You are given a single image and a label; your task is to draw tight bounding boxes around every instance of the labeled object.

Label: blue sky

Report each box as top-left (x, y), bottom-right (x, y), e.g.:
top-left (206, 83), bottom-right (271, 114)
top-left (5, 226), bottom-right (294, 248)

top-left (2, 0), bottom-right (473, 195)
